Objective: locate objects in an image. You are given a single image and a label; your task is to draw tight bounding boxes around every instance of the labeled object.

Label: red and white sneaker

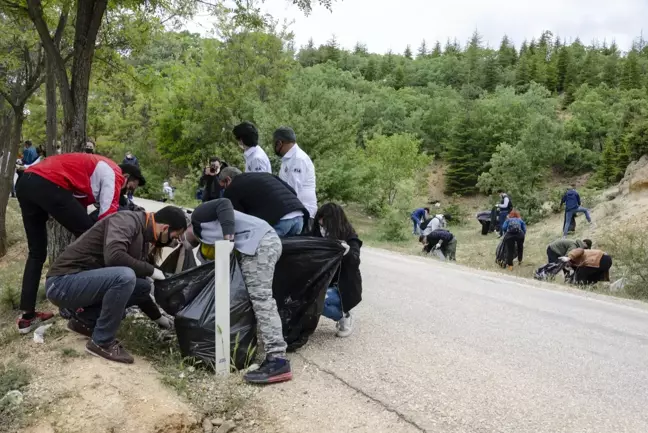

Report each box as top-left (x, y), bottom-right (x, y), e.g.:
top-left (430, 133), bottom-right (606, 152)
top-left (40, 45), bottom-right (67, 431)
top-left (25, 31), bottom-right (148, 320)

top-left (17, 311), bottom-right (55, 334)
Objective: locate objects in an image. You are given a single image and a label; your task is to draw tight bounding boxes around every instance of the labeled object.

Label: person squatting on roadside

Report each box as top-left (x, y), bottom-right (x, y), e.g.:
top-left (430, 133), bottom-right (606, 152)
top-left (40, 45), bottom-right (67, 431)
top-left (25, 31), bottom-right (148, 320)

top-left (420, 229), bottom-right (457, 261)
top-left (190, 198), bottom-right (291, 385)
top-left (45, 206), bottom-right (187, 364)
top-left (15, 153), bottom-right (144, 333)
top-left (312, 203), bottom-right (363, 338)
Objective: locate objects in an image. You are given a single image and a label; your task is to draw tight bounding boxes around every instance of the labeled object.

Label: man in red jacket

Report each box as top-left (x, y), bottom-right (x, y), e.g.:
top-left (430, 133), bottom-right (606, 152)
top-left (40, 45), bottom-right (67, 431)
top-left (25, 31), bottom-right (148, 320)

top-left (15, 153), bottom-right (145, 333)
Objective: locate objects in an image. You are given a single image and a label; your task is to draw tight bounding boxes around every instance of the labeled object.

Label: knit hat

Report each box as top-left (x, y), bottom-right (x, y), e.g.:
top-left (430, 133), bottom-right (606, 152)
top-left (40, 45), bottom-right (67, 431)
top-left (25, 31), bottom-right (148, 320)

top-left (273, 126), bottom-right (297, 143)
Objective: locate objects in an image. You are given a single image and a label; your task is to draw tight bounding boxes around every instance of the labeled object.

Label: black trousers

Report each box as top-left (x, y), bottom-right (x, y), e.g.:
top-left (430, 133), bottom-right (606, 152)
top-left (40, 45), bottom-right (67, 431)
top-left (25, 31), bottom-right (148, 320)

top-left (575, 255), bottom-right (613, 284)
top-left (546, 247), bottom-right (561, 264)
top-left (16, 173), bottom-right (95, 313)
top-left (505, 233), bottom-right (525, 266)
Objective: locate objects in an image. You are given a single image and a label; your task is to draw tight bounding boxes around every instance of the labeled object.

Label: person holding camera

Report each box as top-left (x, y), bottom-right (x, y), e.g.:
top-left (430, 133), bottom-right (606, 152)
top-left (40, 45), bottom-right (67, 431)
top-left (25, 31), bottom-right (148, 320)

top-left (199, 157), bottom-right (228, 203)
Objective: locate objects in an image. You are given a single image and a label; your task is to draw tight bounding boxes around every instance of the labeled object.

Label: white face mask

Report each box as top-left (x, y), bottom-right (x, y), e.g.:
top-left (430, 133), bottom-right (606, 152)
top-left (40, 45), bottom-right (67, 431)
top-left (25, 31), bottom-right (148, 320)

top-left (320, 226), bottom-right (328, 238)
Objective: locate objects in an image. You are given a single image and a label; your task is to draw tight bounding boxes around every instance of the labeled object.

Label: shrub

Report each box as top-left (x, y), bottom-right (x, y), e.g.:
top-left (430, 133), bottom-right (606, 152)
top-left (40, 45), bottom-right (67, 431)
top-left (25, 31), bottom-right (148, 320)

top-left (600, 229), bottom-right (648, 299)
top-left (379, 209), bottom-right (408, 242)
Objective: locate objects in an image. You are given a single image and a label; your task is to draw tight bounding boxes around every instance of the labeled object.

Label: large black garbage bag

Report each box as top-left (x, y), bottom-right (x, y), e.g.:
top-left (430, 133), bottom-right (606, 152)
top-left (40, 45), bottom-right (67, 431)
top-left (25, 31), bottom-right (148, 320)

top-left (273, 237), bottom-right (344, 351)
top-left (172, 259), bottom-right (257, 370)
top-left (155, 250), bottom-right (210, 316)
top-left (495, 235), bottom-right (517, 268)
top-left (159, 245), bottom-right (197, 275)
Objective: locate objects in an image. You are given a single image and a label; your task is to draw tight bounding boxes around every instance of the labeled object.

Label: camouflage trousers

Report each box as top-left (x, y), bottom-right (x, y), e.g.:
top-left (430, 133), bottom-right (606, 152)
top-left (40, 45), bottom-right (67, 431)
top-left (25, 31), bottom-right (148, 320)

top-left (239, 230), bottom-right (287, 359)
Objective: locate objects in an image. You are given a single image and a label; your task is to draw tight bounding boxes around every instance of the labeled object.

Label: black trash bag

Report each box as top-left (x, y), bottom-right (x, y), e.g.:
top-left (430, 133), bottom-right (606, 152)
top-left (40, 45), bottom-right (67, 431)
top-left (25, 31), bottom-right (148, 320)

top-left (495, 235), bottom-right (517, 268)
top-left (154, 254), bottom-right (211, 316)
top-left (172, 258), bottom-right (257, 370)
top-left (159, 244), bottom-right (197, 275)
top-left (476, 211), bottom-right (492, 235)
top-left (273, 236), bottom-right (344, 351)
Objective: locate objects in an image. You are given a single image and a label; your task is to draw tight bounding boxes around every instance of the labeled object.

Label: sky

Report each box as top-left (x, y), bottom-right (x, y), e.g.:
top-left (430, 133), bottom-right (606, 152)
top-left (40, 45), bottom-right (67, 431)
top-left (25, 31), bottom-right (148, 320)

top-left (184, 0), bottom-right (648, 54)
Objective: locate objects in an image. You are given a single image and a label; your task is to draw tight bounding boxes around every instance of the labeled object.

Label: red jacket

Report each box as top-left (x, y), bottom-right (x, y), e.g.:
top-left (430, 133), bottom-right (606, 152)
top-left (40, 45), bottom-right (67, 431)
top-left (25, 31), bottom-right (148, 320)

top-left (27, 153), bottom-right (125, 220)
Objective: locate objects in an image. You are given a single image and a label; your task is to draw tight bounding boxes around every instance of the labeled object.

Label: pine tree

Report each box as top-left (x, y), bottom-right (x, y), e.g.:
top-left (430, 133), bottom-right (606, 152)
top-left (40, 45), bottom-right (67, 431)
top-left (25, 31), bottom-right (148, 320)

top-left (324, 35), bottom-right (341, 62)
top-left (404, 45), bottom-right (413, 59)
top-left (465, 30), bottom-right (483, 85)
top-left (417, 40), bottom-right (428, 58)
top-left (602, 54), bottom-right (619, 87)
top-left (556, 46), bottom-right (571, 93)
top-left (498, 35), bottom-right (516, 67)
top-left (616, 139), bottom-right (632, 180)
top-left (363, 57), bottom-right (378, 81)
top-left (381, 50), bottom-right (396, 77)
top-left (519, 40), bottom-right (529, 57)
top-left (482, 55), bottom-right (499, 92)
top-left (598, 137), bottom-right (618, 185)
top-left (445, 112), bottom-right (484, 195)
top-left (580, 49), bottom-right (600, 86)
top-left (546, 58), bottom-right (558, 92)
top-left (392, 65), bottom-right (406, 89)
top-left (515, 52), bottom-right (531, 88)
top-left (353, 42), bottom-right (368, 55)
top-left (431, 41), bottom-right (442, 57)
top-left (622, 50), bottom-right (642, 90)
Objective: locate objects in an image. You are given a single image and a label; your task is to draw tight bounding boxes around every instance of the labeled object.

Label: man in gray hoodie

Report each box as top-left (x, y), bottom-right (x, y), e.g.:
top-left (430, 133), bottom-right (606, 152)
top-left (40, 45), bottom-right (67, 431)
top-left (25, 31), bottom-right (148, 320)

top-left (190, 198), bottom-right (291, 385)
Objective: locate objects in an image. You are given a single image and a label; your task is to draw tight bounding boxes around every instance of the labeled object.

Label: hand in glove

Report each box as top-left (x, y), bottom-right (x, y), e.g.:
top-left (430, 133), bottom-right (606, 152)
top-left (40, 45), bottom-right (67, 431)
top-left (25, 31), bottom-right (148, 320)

top-left (340, 241), bottom-right (350, 256)
top-left (435, 242), bottom-right (443, 250)
top-left (155, 315), bottom-right (174, 330)
top-left (151, 268), bottom-right (166, 281)
top-left (559, 256), bottom-right (571, 263)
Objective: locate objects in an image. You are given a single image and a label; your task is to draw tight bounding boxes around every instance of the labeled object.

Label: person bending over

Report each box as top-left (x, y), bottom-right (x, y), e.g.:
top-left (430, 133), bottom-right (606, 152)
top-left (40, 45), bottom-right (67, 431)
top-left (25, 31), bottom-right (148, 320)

top-left (420, 229), bottom-right (457, 261)
top-left (312, 203), bottom-right (362, 338)
top-left (190, 198), bottom-right (291, 385)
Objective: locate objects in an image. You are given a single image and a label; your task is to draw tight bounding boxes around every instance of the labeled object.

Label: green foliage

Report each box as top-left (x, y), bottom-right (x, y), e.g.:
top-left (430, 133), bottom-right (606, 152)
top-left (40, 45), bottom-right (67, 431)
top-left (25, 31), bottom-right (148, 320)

top-left (0, 363), bottom-right (31, 396)
top-left (379, 209), bottom-right (409, 242)
top-left (601, 229), bottom-right (648, 299)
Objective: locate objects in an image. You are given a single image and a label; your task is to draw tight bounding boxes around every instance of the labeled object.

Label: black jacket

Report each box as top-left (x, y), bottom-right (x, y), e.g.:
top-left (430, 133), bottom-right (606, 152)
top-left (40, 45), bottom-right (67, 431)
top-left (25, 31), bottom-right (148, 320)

top-left (311, 226), bottom-right (363, 313)
top-left (223, 173), bottom-right (309, 226)
top-left (200, 174), bottom-right (225, 203)
top-left (424, 229), bottom-right (454, 253)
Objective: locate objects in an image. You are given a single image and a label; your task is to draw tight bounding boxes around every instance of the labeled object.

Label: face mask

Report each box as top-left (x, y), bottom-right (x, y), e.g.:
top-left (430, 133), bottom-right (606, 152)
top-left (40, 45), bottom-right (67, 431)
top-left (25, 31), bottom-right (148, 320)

top-left (274, 141), bottom-right (283, 157)
top-left (85, 148), bottom-right (94, 154)
top-left (319, 226), bottom-right (327, 238)
top-left (156, 230), bottom-right (172, 248)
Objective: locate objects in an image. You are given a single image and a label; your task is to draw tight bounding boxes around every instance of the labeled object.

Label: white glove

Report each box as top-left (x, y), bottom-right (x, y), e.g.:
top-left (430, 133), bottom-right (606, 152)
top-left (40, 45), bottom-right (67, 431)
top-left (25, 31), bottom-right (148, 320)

top-left (151, 268), bottom-right (166, 281)
top-left (559, 256), bottom-right (570, 263)
top-left (155, 315), bottom-right (173, 330)
top-left (340, 241), bottom-right (350, 256)
top-left (435, 242), bottom-right (442, 250)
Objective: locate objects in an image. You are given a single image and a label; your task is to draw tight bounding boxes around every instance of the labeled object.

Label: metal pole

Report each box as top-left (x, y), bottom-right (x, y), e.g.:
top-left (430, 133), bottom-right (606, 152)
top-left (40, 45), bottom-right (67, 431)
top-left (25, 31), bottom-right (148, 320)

top-left (214, 240), bottom-right (231, 375)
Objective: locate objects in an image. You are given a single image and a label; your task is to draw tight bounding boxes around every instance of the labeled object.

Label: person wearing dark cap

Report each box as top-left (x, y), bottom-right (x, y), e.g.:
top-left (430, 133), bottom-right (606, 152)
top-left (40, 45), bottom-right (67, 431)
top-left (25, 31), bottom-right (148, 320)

top-left (46, 206), bottom-right (187, 364)
top-left (232, 122), bottom-right (271, 173)
top-left (273, 126), bottom-right (317, 230)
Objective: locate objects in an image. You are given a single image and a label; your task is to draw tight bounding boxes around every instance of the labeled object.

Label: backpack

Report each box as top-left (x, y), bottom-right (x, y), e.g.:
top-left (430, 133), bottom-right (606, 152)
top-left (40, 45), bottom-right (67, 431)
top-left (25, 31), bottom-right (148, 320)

top-left (506, 218), bottom-right (522, 234)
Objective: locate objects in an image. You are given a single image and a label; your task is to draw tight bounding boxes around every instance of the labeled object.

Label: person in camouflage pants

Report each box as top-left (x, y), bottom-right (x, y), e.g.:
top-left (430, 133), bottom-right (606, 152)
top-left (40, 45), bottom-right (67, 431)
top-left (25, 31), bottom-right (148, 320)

top-left (238, 231), bottom-right (287, 359)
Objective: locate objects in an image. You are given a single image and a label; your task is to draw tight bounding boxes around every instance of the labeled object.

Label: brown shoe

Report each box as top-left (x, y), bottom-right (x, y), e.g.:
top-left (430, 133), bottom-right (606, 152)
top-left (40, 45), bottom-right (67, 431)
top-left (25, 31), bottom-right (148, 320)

top-left (66, 318), bottom-right (93, 338)
top-left (85, 340), bottom-right (134, 364)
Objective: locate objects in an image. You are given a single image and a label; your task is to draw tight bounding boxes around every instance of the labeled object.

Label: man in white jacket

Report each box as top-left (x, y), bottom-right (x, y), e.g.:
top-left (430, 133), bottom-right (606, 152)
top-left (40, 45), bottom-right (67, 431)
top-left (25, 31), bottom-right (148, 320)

top-left (273, 126), bottom-right (317, 231)
top-left (233, 122), bottom-right (272, 173)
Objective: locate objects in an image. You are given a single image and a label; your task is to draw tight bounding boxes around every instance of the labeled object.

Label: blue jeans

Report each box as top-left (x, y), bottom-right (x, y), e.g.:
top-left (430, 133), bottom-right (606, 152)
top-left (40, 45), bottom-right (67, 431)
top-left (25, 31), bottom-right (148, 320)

top-left (46, 267), bottom-right (150, 345)
top-left (273, 216), bottom-right (304, 238)
top-left (323, 287), bottom-right (343, 321)
top-left (563, 207), bottom-right (591, 236)
top-left (411, 216), bottom-right (420, 234)
top-left (498, 211), bottom-right (508, 236)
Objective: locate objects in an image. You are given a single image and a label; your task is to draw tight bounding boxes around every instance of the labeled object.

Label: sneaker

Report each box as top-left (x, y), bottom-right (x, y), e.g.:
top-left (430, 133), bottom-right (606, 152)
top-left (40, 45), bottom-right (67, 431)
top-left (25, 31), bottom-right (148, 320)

top-left (85, 340), bottom-right (134, 364)
top-left (66, 318), bottom-right (93, 338)
top-left (336, 313), bottom-right (354, 338)
top-left (243, 358), bottom-right (292, 385)
top-left (507, 265), bottom-right (514, 271)
top-left (17, 311), bottom-right (55, 334)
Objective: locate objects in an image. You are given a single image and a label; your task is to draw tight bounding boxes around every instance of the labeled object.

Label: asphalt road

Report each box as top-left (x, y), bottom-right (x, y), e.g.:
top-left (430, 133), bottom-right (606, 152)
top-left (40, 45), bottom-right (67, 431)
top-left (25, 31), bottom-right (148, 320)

top-left (136, 198), bottom-right (648, 433)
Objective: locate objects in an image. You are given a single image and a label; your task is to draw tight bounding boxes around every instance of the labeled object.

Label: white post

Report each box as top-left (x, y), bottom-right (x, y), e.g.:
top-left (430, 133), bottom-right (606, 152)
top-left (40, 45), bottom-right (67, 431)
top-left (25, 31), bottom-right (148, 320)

top-left (214, 241), bottom-right (231, 375)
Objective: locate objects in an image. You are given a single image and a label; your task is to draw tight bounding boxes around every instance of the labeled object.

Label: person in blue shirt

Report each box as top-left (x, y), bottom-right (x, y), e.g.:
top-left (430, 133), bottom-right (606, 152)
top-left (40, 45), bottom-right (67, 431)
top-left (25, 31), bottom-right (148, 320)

top-left (410, 207), bottom-right (430, 235)
top-left (501, 209), bottom-right (527, 270)
top-left (22, 140), bottom-right (38, 166)
top-left (560, 186), bottom-right (592, 237)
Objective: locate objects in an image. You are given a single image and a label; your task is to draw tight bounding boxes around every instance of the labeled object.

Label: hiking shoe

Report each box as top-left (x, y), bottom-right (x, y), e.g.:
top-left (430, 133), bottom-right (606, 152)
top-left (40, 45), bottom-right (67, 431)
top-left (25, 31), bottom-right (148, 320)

top-left (66, 318), bottom-right (93, 338)
top-left (244, 358), bottom-right (292, 385)
top-left (17, 311), bottom-right (54, 334)
top-left (336, 313), bottom-right (354, 338)
top-left (85, 340), bottom-right (134, 364)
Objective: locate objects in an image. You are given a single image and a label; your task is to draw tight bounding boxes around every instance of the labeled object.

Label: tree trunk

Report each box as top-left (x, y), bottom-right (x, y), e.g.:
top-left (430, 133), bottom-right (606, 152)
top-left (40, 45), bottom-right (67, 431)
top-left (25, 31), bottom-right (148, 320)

top-left (0, 105), bottom-right (16, 258)
top-left (45, 56), bottom-right (58, 156)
